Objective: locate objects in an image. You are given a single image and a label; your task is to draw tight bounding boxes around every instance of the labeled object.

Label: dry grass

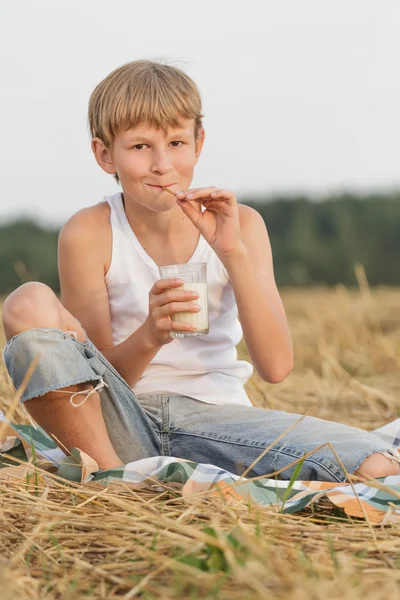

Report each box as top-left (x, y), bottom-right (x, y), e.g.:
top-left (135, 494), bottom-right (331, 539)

top-left (1, 278), bottom-right (400, 598)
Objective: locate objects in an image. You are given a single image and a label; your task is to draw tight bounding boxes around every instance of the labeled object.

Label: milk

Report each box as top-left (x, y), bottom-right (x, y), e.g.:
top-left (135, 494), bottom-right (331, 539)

top-left (171, 282), bottom-right (209, 338)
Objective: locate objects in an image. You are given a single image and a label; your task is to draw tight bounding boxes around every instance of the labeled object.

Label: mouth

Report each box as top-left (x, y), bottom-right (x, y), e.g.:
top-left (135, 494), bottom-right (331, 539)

top-left (146, 183), bottom-right (176, 190)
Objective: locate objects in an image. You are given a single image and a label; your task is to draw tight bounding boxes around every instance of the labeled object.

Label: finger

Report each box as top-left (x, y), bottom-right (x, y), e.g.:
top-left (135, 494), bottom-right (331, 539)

top-left (170, 321), bottom-right (198, 333)
top-left (151, 278), bottom-right (184, 296)
top-left (176, 186), bottom-right (218, 201)
top-left (157, 288), bottom-right (200, 307)
top-left (157, 319), bottom-right (197, 333)
top-left (156, 301), bottom-right (201, 318)
top-left (201, 199), bottom-right (234, 214)
top-left (176, 197), bottom-right (203, 228)
top-left (208, 189), bottom-right (236, 205)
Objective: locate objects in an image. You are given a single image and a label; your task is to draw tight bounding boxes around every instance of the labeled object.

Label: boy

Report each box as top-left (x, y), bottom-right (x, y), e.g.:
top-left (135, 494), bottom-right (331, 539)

top-left (2, 60), bottom-right (400, 481)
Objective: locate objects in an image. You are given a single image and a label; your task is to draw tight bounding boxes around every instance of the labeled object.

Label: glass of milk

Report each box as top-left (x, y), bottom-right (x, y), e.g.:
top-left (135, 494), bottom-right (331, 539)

top-left (159, 262), bottom-right (209, 338)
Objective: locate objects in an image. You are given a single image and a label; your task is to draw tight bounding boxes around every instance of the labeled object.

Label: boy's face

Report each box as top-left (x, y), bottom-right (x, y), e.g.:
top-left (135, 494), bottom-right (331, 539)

top-left (92, 118), bottom-right (204, 213)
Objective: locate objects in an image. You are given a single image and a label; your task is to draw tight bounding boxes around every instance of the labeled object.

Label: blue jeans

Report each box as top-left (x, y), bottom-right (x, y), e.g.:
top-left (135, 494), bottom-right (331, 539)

top-left (3, 328), bottom-right (399, 482)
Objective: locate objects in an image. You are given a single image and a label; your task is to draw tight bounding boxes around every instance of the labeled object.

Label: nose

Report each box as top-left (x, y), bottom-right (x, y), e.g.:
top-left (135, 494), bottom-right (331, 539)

top-left (150, 149), bottom-right (174, 176)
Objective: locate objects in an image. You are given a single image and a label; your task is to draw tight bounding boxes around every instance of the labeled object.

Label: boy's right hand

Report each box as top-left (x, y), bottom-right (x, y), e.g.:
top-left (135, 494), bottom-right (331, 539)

top-left (143, 278), bottom-right (201, 346)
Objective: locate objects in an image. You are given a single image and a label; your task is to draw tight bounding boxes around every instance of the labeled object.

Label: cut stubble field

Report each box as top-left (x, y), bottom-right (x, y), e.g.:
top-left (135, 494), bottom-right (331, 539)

top-left (1, 278), bottom-right (400, 599)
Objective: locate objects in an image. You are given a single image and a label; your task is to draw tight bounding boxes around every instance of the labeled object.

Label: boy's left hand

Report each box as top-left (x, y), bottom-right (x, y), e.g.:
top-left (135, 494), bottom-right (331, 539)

top-left (175, 187), bottom-right (244, 258)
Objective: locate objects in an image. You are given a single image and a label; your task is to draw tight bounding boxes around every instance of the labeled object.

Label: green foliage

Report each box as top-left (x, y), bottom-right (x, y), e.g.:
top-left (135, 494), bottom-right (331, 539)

top-left (0, 217), bottom-right (59, 294)
top-left (243, 190), bottom-right (400, 287)
top-left (176, 526), bottom-right (250, 573)
top-left (1, 190), bottom-right (400, 294)
top-left (280, 453), bottom-right (306, 510)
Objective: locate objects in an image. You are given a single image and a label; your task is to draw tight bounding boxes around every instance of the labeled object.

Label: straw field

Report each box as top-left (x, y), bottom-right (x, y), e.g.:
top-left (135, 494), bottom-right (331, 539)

top-left (1, 272), bottom-right (400, 599)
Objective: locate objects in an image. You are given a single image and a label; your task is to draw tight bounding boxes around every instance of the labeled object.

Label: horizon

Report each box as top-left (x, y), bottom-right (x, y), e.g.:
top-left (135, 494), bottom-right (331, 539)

top-left (1, 185), bottom-right (399, 229)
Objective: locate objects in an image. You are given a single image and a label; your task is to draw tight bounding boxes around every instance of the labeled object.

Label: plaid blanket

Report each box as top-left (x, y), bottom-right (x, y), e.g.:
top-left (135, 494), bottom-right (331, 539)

top-left (1, 410), bottom-right (400, 523)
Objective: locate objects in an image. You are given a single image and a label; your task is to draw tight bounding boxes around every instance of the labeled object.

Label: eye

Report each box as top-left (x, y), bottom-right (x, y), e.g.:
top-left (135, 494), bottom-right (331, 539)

top-left (132, 144), bottom-right (147, 150)
top-left (170, 141), bottom-right (183, 147)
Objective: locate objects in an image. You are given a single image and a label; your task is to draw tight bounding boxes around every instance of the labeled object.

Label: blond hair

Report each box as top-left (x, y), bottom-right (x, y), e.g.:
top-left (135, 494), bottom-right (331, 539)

top-left (89, 60), bottom-right (204, 170)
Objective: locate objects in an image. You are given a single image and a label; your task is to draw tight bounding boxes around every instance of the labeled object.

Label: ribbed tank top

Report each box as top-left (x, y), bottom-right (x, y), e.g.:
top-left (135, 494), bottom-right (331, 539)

top-left (104, 193), bottom-right (253, 406)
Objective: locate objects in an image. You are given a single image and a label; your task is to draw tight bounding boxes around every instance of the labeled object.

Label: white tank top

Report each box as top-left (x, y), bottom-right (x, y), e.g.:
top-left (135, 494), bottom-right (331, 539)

top-left (104, 193), bottom-right (253, 406)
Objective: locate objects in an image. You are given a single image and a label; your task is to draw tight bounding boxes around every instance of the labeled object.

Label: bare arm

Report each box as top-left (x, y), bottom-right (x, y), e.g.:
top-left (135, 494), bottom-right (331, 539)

top-left (223, 206), bottom-right (293, 383)
top-left (58, 209), bottom-right (160, 387)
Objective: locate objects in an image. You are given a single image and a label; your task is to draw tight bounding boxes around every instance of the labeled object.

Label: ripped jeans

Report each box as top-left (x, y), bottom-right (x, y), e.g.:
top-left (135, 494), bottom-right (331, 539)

top-left (3, 327), bottom-right (400, 482)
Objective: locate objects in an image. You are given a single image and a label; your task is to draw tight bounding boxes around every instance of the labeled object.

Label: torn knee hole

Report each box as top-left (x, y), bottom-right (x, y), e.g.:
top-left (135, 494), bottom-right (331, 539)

top-left (49, 379), bottom-right (108, 407)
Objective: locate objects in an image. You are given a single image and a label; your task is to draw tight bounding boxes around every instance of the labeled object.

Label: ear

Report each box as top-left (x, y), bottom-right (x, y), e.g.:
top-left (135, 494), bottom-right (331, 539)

top-left (194, 128), bottom-right (205, 163)
top-left (91, 138), bottom-right (116, 175)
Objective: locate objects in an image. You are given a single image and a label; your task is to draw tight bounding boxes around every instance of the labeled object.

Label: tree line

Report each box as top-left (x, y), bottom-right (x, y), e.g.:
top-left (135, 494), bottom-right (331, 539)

top-left (0, 191), bottom-right (399, 295)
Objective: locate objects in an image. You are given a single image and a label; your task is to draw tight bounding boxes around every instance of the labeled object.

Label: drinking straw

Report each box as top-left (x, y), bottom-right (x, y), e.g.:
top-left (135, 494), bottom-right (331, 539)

top-left (162, 186), bottom-right (177, 197)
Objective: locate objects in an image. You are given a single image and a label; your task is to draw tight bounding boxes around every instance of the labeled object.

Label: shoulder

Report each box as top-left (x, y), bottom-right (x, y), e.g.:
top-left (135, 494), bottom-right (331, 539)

top-left (237, 203), bottom-right (273, 258)
top-left (58, 201), bottom-right (112, 272)
top-left (59, 201), bottom-right (110, 238)
top-left (238, 203), bottom-right (268, 235)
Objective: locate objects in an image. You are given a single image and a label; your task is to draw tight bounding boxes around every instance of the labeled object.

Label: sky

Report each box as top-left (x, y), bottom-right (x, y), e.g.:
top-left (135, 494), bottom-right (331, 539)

top-left (1, 0), bottom-right (399, 226)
